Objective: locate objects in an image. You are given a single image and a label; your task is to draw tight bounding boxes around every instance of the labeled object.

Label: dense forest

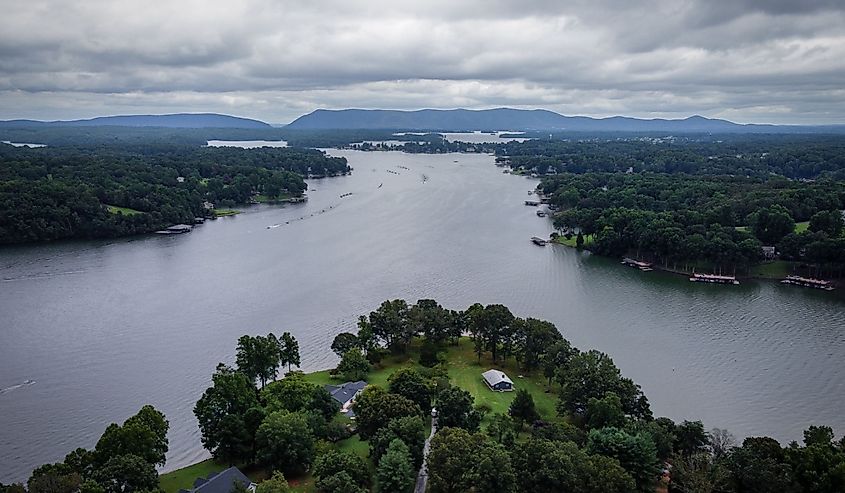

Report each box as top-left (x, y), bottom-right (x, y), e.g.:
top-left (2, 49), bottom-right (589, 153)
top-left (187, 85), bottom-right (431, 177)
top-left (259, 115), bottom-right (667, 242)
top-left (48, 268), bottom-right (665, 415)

top-left (9, 299), bottom-right (842, 492)
top-left (0, 144), bottom-right (349, 244)
top-left (499, 135), bottom-right (845, 179)
top-left (541, 173), bottom-right (845, 275)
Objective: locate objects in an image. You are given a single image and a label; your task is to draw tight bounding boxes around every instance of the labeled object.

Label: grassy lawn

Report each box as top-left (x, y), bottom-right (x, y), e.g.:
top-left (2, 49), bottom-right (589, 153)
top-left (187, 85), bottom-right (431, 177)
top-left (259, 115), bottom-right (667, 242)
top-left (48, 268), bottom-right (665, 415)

top-left (750, 260), bottom-right (795, 279)
top-left (105, 204), bottom-right (143, 216)
top-left (253, 193), bottom-right (293, 203)
top-left (736, 221), bottom-right (809, 234)
top-left (159, 459), bottom-right (228, 493)
top-left (552, 233), bottom-right (594, 249)
top-left (214, 209), bottom-right (241, 217)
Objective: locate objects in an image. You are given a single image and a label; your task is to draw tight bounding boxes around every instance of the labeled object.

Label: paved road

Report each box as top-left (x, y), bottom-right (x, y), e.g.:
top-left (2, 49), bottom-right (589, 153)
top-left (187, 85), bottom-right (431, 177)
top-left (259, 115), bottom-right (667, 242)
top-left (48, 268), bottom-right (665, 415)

top-left (414, 417), bottom-right (437, 493)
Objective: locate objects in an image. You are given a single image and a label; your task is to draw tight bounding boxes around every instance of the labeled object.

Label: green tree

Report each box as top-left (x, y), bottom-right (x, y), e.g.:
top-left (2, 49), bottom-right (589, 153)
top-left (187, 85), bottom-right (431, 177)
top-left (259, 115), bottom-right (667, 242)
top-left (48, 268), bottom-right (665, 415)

top-left (513, 318), bottom-right (562, 371)
top-left (725, 437), bottom-right (796, 493)
top-left (313, 450), bottom-right (369, 490)
top-left (313, 472), bottom-right (367, 493)
top-left (255, 411), bottom-right (315, 475)
top-left (353, 386), bottom-right (423, 440)
top-left (748, 205), bottom-right (796, 245)
top-left (486, 413), bottom-right (517, 448)
top-left (370, 415), bottom-right (427, 468)
top-left (194, 364), bottom-right (260, 464)
top-left (587, 427), bottom-right (660, 493)
top-left (508, 388), bottom-right (539, 425)
top-left (388, 368), bottom-right (433, 414)
top-left (585, 392), bottom-right (626, 429)
top-left (256, 471), bottom-right (290, 493)
top-left (674, 420), bottom-right (709, 457)
top-left (557, 350), bottom-right (650, 419)
top-left (436, 386), bottom-right (481, 432)
top-left (376, 439), bottom-right (415, 493)
top-left (94, 405), bottom-right (169, 467)
top-left (236, 334), bottom-right (281, 388)
top-left (92, 454), bottom-right (159, 493)
top-left (427, 427), bottom-right (480, 493)
top-left (336, 348), bottom-right (370, 382)
top-left (474, 441), bottom-right (517, 493)
top-left (279, 332), bottom-right (301, 372)
top-left (330, 332), bottom-right (359, 357)
top-left (809, 210), bottom-right (844, 237)
top-left (542, 339), bottom-right (577, 386)
top-left (408, 299), bottom-right (454, 346)
top-left (262, 371), bottom-right (318, 414)
top-left (367, 299), bottom-right (412, 353)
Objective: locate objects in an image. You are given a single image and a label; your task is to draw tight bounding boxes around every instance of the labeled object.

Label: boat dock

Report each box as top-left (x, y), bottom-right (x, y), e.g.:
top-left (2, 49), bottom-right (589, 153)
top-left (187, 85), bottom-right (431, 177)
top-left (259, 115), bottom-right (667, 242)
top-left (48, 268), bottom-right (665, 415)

top-left (781, 275), bottom-right (835, 291)
top-left (525, 199), bottom-right (540, 206)
top-left (155, 224), bottom-right (193, 235)
top-left (531, 236), bottom-right (547, 246)
top-left (689, 273), bottom-right (739, 285)
top-left (622, 258), bottom-right (653, 272)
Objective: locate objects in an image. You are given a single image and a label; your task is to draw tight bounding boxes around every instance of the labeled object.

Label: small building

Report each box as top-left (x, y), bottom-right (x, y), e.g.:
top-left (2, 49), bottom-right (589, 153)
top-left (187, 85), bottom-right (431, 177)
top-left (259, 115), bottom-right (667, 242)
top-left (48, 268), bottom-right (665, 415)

top-left (482, 369), bottom-right (514, 392)
top-left (325, 380), bottom-right (367, 416)
top-left (203, 201), bottom-right (215, 210)
top-left (178, 467), bottom-right (255, 493)
top-left (176, 176), bottom-right (185, 183)
top-left (761, 246), bottom-right (776, 260)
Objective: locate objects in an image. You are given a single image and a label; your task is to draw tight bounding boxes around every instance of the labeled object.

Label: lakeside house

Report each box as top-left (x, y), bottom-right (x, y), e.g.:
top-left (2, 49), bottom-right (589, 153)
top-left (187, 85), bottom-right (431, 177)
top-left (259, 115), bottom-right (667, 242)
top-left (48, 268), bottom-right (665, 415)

top-left (482, 369), bottom-right (514, 392)
top-left (761, 246), bottom-right (776, 260)
top-left (325, 380), bottom-right (367, 417)
top-left (179, 467), bottom-right (255, 493)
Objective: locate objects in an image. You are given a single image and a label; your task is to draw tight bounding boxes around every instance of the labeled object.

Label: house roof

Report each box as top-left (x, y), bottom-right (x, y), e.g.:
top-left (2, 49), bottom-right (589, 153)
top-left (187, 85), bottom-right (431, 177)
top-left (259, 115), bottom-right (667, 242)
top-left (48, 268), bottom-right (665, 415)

top-left (179, 466), bottom-right (253, 493)
top-left (482, 369), bottom-right (513, 387)
top-left (325, 380), bottom-right (367, 406)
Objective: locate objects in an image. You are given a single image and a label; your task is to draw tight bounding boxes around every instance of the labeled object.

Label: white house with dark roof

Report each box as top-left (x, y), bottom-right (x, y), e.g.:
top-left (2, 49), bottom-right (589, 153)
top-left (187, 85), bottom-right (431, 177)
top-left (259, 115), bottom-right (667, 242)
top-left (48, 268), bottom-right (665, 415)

top-left (482, 369), bottom-right (514, 392)
top-left (325, 380), bottom-right (367, 416)
top-left (178, 466), bottom-right (255, 493)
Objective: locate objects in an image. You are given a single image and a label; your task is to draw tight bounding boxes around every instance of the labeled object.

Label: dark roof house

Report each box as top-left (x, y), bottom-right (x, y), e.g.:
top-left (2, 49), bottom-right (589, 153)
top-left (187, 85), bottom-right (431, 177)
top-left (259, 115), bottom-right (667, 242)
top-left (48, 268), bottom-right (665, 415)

top-left (325, 380), bottom-right (367, 416)
top-left (178, 466), bottom-right (255, 493)
top-left (482, 369), bottom-right (514, 392)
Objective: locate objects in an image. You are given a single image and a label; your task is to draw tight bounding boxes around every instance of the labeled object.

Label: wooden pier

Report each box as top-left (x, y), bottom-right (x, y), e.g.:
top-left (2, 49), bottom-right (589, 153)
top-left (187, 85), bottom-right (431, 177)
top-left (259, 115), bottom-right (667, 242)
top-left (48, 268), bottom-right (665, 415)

top-left (689, 273), bottom-right (739, 285)
top-left (621, 258), bottom-right (653, 272)
top-left (781, 275), bottom-right (835, 291)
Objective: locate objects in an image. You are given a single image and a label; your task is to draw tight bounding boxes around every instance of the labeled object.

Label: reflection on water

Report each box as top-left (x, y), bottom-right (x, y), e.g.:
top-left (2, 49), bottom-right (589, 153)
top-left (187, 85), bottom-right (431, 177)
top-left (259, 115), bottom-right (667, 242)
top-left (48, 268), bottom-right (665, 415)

top-left (0, 150), bottom-right (843, 482)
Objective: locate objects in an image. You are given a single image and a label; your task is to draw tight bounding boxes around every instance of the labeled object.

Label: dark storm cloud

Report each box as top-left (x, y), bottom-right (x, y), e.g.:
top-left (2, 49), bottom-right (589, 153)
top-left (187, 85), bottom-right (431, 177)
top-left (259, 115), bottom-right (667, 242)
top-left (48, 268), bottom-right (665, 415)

top-left (0, 0), bottom-right (843, 123)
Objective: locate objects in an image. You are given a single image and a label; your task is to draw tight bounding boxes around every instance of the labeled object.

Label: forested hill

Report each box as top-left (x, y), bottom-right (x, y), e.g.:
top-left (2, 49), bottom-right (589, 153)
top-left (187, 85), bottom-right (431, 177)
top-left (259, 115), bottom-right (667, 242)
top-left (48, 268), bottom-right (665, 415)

top-left (0, 113), bottom-right (270, 129)
top-left (286, 108), bottom-right (845, 133)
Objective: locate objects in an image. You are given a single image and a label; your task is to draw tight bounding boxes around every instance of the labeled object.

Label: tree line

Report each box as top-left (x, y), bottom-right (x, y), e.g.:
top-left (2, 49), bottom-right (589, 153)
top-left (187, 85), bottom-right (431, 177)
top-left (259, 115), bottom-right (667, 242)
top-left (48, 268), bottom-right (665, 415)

top-left (497, 135), bottom-right (845, 180)
top-left (0, 144), bottom-right (349, 243)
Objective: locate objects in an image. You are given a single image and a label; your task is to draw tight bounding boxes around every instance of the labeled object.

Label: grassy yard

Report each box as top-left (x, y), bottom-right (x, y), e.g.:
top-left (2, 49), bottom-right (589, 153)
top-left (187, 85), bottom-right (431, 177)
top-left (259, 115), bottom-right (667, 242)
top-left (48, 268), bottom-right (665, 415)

top-left (735, 221), bottom-right (809, 234)
top-left (552, 233), bottom-right (594, 249)
top-left (105, 204), bottom-right (143, 216)
top-left (214, 209), bottom-right (241, 217)
top-left (159, 460), bottom-right (228, 493)
top-left (750, 260), bottom-right (795, 279)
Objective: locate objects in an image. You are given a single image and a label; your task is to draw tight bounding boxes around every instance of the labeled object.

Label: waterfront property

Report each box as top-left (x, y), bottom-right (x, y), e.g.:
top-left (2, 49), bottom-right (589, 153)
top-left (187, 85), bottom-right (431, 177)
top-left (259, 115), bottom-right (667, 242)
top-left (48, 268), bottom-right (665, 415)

top-left (155, 224), bottom-right (193, 235)
top-left (326, 380), bottom-right (368, 416)
top-left (178, 467), bottom-right (255, 493)
top-left (481, 369), bottom-right (514, 392)
top-left (531, 236), bottom-right (547, 246)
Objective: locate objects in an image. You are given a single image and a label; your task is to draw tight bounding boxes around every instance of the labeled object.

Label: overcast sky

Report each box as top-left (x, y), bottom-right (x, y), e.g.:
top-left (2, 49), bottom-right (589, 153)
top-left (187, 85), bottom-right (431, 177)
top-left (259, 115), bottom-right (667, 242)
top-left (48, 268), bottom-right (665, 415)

top-left (1, 0), bottom-right (844, 124)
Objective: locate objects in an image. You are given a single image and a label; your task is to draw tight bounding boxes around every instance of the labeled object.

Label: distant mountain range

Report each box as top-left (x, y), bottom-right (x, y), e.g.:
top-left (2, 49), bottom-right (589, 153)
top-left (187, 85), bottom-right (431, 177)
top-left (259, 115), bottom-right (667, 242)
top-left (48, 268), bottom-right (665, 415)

top-left (287, 108), bottom-right (843, 133)
top-left (0, 113), bottom-right (270, 129)
top-left (2, 109), bottom-right (842, 133)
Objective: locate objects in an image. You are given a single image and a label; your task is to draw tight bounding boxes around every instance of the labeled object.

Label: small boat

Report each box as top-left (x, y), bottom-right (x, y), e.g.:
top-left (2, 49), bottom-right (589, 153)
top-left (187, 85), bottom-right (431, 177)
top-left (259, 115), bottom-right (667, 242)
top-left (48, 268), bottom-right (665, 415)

top-left (531, 236), bottom-right (547, 246)
top-left (536, 210), bottom-right (546, 217)
top-left (378, 183), bottom-right (383, 188)
top-left (503, 169), bottom-right (511, 174)
top-left (525, 200), bottom-right (540, 206)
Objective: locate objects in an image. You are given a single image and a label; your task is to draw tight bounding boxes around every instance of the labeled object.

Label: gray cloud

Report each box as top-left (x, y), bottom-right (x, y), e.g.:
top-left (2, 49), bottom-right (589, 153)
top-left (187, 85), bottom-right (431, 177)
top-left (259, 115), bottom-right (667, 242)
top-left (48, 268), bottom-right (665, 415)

top-left (0, 0), bottom-right (843, 124)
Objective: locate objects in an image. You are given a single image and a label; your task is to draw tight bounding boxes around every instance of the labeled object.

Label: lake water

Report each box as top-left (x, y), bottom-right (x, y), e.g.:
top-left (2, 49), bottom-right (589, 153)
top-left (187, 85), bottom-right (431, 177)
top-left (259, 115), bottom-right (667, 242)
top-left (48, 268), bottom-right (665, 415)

top-left (1, 150), bottom-right (844, 482)
top-left (206, 140), bottom-right (288, 148)
top-left (441, 131), bottom-right (529, 143)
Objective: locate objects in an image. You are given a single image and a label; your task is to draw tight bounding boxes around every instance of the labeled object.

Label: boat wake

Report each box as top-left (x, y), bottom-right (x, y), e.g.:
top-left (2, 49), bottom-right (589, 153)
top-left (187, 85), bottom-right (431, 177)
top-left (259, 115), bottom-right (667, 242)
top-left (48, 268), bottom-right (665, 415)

top-left (0, 379), bottom-right (36, 395)
top-left (266, 203), bottom-right (343, 230)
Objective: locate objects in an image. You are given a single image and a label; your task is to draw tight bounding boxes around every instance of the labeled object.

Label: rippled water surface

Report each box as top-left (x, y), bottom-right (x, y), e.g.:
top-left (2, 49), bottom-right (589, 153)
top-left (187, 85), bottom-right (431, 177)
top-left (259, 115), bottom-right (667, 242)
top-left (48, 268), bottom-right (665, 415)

top-left (1, 150), bottom-right (843, 482)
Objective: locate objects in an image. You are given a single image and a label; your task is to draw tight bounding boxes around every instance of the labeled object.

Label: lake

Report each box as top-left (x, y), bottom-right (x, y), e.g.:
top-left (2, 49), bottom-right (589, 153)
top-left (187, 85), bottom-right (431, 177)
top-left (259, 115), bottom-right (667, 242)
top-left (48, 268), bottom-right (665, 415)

top-left (1, 150), bottom-right (844, 482)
